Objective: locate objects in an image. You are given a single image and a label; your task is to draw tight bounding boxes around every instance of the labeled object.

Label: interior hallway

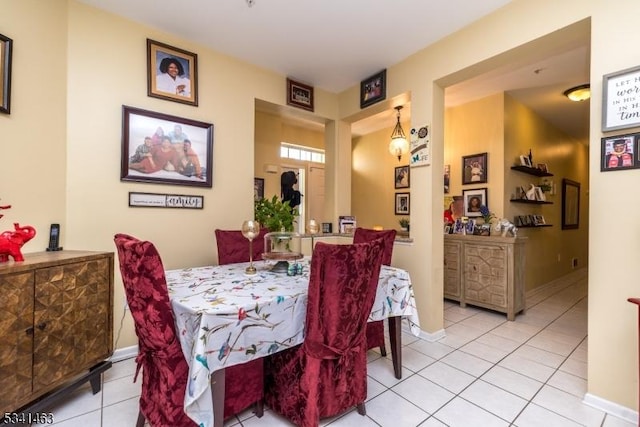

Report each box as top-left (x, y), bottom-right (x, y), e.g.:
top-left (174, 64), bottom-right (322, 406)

top-left (36, 268), bottom-right (635, 427)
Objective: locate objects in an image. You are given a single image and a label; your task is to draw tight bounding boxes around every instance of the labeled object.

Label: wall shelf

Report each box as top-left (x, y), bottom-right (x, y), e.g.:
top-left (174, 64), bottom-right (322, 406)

top-left (510, 165), bottom-right (553, 177)
top-left (518, 224), bottom-right (552, 228)
top-left (509, 199), bottom-right (553, 205)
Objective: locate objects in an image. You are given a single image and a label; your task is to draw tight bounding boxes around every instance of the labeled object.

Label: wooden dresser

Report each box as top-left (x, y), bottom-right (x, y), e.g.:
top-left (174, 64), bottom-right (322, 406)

top-left (0, 251), bottom-right (114, 413)
top-left (444, 234), bottom-right (526, 320)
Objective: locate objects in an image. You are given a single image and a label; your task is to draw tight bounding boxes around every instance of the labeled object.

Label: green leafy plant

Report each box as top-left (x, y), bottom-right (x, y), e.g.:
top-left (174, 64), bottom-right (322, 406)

top-left (254, 196), bottom-right (298, 232)
top-left (398, 218), bottom-right (410, 229)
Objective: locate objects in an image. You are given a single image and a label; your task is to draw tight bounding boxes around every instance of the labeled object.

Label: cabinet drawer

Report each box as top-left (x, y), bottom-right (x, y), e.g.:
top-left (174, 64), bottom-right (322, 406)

top-left (463, 244), bottom-right (507, 308)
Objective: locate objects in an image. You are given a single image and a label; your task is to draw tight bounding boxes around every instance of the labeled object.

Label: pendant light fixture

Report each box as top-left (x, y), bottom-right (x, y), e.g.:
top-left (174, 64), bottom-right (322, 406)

top-left (563, 84), bottom-right (590, 102)
top-left (389, 106), bottom-right (410, 162)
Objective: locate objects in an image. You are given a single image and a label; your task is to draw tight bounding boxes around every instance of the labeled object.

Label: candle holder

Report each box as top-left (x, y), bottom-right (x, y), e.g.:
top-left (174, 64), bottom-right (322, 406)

top-left (241, 220), bottom-right (260, 275)
top-left (308, 219), bottom-right (319, 251)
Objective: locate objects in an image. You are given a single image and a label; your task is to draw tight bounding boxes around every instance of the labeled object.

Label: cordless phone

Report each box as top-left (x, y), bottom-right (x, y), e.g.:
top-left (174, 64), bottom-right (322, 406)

top-left (46, 223), bottom-right (63, 251)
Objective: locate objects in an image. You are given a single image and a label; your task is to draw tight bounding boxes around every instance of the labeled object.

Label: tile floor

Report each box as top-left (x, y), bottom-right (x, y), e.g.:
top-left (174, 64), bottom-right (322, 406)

top-left (38, 269), bottom-right (636, 426)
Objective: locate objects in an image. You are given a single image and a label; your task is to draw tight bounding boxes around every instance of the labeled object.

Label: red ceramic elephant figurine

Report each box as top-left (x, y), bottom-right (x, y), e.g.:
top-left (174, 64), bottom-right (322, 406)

top-left (0, 223), bottom-right (36, 262)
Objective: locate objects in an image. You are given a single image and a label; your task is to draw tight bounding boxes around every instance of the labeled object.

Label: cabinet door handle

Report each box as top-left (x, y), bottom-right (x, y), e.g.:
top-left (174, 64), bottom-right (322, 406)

top-left (25, 327), bottom-right (34, 335)
top-left (36, 322), bottom-right (47, 331)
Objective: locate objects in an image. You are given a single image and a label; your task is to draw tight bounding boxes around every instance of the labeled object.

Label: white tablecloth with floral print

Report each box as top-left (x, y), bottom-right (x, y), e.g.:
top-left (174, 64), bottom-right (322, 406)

top-left (165, 258), bottom-right (420, 427)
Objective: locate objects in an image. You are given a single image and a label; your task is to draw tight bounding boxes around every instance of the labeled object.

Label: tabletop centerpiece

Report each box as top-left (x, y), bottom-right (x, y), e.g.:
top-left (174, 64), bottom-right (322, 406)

top-left (255, 196), bottom-right (302, 272)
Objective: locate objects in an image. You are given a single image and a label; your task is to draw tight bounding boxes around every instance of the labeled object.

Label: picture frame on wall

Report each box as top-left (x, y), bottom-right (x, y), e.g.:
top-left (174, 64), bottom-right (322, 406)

top-left (0, 33), bottom-right (13, 114)
top-left (602, 65), bottom-right (640, 132)
top-left (444, 164), bottom-right (450, 194)
top-left (462, 187), bottom-right (487, 217)
top-left (394, 165), bottom-right (410, 189)
top-left (120, 105), bottom-right (213, 188)
top-left (360, 69), bottom-right (386, 108)
top-left (600, 132), bottom-right (639, 171)
top-left (395, 192), bottom-right (410, 215)
top-left (286, 78), bottom-right (314, 111)
top-left (254, 177), bottom-right (265, 201)
top-left (462, 152), bottom-right (488, 185)
top-left (561, 178), bottom-right (580, 229)
top-left (147, 39), bottom-right (198, 106)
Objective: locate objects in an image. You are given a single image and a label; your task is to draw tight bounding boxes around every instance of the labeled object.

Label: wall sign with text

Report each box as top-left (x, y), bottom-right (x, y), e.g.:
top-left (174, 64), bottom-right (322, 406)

top-left (409, 124), bottom-right (431, 167)
top-left (129, 192), bottom-right (203, 209)
top-left (602, 65), bottom-right (640, 132)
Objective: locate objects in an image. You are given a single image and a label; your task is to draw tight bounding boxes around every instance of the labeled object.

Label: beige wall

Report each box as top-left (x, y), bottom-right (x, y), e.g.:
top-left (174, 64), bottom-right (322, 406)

top-left (351, 119), bottom-right (411, 230)
top-left (2, 0), bottom-right (639, 416)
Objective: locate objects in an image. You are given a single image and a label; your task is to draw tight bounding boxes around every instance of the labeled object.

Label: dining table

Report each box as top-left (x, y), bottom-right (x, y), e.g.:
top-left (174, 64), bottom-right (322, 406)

top-left (165, 257), bottom-right (421, 427)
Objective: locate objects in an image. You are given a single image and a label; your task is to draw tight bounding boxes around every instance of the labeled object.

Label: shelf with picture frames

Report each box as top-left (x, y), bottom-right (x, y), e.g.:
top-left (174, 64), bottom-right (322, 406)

top-left (509, 198), bottom-right (553, 205)
top-left (510, 165), bottom-right (553, 177)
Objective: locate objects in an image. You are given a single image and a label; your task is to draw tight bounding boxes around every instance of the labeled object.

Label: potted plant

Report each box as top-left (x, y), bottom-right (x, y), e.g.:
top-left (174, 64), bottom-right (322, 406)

top-left (398, 218), bottom-right (410, 231)
top-left (254, 195), bottom-right (298, 232)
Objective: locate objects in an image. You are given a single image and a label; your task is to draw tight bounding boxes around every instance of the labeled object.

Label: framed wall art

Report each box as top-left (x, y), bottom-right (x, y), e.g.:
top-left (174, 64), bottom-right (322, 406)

top-left (444, 164), bottom-right (451, 194)
top-left (561, 179), bottom-right (580, 230)
top-left (254, 177), bottom-right (265, 201)
top-left (394, 192), bottom-right (410, 215)
top-left (394, 165), bottom-right (410, 189)
top-left (360, 69), bottom-right (386, 108)
top-left (462, 152), bottom-right (488, 185)
top-left (147, 39), bottom-right (198, 106)
top-left (121, 105), bottom-right (213, 188)
top-left (0, 33), bottom-right (13, 114)
top-left (602, 65), bottom-right (640, 132)
top-left (129, 192), bottom-right (203, 209)
top-left (462, 187), bottom-right (487, 217)
top-left (286, 78), bottom-right (314, 111)
top-left (600, 133), bottom-right (639, 171)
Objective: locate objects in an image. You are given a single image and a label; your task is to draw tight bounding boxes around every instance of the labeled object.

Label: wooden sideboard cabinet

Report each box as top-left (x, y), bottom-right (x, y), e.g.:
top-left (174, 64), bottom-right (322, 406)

top-left (0, 251), bottom-right (114, 413)
top-left (444, 234), bottom-right (526, 320)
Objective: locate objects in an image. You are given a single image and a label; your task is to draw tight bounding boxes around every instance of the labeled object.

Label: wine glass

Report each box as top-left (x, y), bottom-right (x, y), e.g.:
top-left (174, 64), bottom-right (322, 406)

top-left (308, 219), bottom-right (319, 252)
top-left (241, 220), bottom-right (260, 275)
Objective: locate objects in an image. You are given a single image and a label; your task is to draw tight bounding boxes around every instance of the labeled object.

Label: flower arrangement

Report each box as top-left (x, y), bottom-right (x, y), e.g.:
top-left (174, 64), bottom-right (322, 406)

top-left (479, 205), bottom-right (495, 225)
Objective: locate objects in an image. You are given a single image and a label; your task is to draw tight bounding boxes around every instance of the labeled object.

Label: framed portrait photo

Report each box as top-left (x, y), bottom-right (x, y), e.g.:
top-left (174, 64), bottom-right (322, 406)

top-left (600, 133), bottom-right (639, 171)
top-left (254, 177), bottom-right (265, 201)
top-left (0, 33), bottom-right (13, 114)
top-left (121, 105), bottom-right (213, 188)
top-left (462, 152), bottom-right (488, 185)
top-left (602, 65), bottom-right (640, 132)
top-left (360, 69), bottom-right (386, 109)
top-left (394, 165), bottom-right (410, 189)
top-left (286, 78), bottom-right (314, 112)
top-left (444, 164), bottom-right (451, 194)
top-left (462, 187), bottom-right (487, 217)
top-left (147, 39), bottom-right (198, 106)
top-left (394, 192), bottom-right (410, 215)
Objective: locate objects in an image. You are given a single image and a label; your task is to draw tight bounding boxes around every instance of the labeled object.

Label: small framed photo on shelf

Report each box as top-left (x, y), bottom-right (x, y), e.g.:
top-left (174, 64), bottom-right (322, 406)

top-left (602, 65), bottom-right (640, 132)
top-left (286, 78), bottom-right (314, 112)
top-left (0, 33), bottom-right (12, 114)
top-left (360, 69), bottom-right (386, 108)
top-left (147, 39), bottom-right (198, 106)
top-left (534, 186), bottom-right (546, 201)
top-left (536, 163), bottom-right (549, 173)
top-left (519, 155), bottom-right (532, 168)
top-left (394, 165), bottom-right (410, 189)
top-left (465, 219), bottom-right (476, 234)
top-left (462, 152), bottom-right (488, 185)
top-left (600, 133), bottom-right (639, 171)
top-left (462, 187), bottom-right (487, 217)
top-left (533, 215), bottom-right (546, 226)
top-left (394, 192), bottom-right (410, 215)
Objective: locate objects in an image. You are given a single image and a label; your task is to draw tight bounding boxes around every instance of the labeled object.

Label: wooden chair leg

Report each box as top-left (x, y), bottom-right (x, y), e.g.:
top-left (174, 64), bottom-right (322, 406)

top-left (254, 399), bottom-right (264, 417)
top-left (379, 343), bottom-right (387, 357)
top-left (136, 410), bottom-right (145, 427)
top-left (356, 403), bottom-right (366, 416)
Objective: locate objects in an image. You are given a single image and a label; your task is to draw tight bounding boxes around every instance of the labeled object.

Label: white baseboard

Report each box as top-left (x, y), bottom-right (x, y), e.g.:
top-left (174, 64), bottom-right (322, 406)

top-left (583, 393), bottom-right (638, 424)
top-left (110, 345), bottom-right (138, 362)
top-left (402, 322), bottom-right (445, 342)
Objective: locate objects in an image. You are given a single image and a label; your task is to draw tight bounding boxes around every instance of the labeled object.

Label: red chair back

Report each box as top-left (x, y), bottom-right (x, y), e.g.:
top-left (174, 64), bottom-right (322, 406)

top-left (215, 228), bottom-right (268, 265)
top-left (353, 227), bottom-right (396, 265)
top-left (113, 233), bottom-right (195, 427)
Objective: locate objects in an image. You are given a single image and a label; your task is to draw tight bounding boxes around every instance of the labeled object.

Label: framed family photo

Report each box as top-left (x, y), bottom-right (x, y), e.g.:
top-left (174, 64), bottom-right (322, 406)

top-left (600, 133), bottom-right (639, 171)
top-left (0, 33), bottom-right (13, 114)
top-left (121, 105), bottom-right (213, 188)
top-left (286, 78), bottom-right (314, 111)
top-left (462, 187), bottom-right (487, 217)
top-left (394, 165), bottom-right (410, 189)
top-left (395, 192), bottom-right (410, 215)
top-left (254, 177), bottom-right (265, 201)
top-left (147, 39), bottom-right (198, 106)
top-left (462, 152), bottom-right (488, 185)
top-left (360, 69), bottom-right (386, 108)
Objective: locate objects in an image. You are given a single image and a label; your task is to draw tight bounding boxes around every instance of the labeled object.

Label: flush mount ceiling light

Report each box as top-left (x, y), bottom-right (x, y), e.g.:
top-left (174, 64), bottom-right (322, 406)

top-left (563, 84), bottom-right (590, 102)
top-left (389, 106), bottom-right (410, 162)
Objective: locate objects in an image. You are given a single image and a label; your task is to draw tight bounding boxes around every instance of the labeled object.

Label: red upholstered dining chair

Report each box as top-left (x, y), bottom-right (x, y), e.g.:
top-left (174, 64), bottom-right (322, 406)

top-left (113, 233), bottom-right (196, 427)
top-left (214, 229), bottom-right (266, 420)
top-left (264, 239), bottom-right (385, 427)
top-left (353, 227), bottom-right (397, 356)
top-left (214, 228), bottom-right (268, 265)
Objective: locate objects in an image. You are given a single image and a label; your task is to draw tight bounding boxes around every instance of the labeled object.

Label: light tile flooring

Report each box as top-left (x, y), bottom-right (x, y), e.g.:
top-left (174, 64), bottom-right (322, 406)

top-left (38, 269), bottom-right (636, 427)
